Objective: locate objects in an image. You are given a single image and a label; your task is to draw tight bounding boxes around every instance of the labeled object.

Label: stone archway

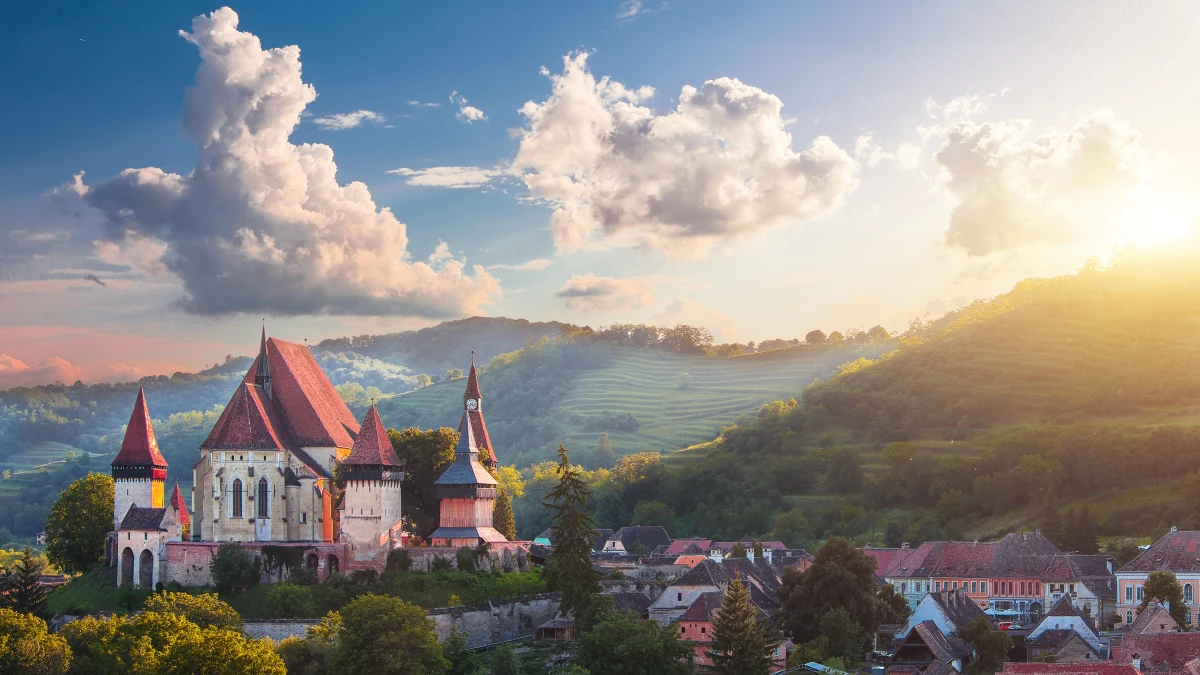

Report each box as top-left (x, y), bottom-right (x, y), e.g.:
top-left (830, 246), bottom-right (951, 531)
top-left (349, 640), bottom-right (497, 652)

top-left (121, 548), bottom-right (135, 586)
top-left (327, 554), bottom-right (339, 575)
top-left (139, 549), bottom-right (154, 588)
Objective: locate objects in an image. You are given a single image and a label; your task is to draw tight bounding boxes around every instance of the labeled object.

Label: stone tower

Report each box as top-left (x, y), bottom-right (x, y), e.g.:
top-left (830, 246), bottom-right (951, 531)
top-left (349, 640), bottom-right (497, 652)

top-left (429, 415), bottom-right (506, 547)
top-left (339, 404), bottom-right (405, 552)
top-left (111, 388), bottom-right (168, 528)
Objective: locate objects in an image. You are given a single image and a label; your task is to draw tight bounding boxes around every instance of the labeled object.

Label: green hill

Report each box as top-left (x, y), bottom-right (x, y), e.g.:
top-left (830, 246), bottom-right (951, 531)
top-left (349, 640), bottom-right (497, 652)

top-left (378, 340), bottom-right (883, 466)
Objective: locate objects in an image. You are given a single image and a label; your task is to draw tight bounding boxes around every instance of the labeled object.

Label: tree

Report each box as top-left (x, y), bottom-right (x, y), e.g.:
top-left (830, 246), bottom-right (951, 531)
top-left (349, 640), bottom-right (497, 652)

top-left (0, 609), bottom-right (70, 675)
top-left (542, 445), bottom-right (601, 619)
top-left (726, 543), bottom-right (748, 559)
top-left (5, 546), bottom-right (49, 617)
top-left (1142, 570), bottom-right (1190, 626)
top-left (875, 584), bottom-right (911, 626)
top-left (416, 374), bottom-right (433, 388)
top-left (493, 489), bottom-right (518, 541)
top-left (1040, 509), bottom-right (1065, 549)
top-left (332, 594), bottom-right (447, 674)
top-left (776, 537), bottom-right (885, 643)
top-left (489, 645), bottom-right (524, 675)
top-left (576, 610), bottom-right (694, 675)
top-left (1064, 506), bottom-right (1099, 555)
top-left (211, 543), bottom-right (262, 593)
top-left (144, 591), bottom-right (243, 630)
top-left (631, 500), bottom-right (677, 534)
top-left (443, 627), bottom-right (484, 675)
top-left (445, 369), bottom-right (464, 381)
top-left (818, 607), bottom-right (863, 663)
top-left (160, 625), bottom-right (287, 674)
top-left (45, 472), bottom-right (113, 573)
top-left (826, 449), bottom-right (863, 493)
top-left (594, 433), bottom-right (616, 469)
top-left (708, 577), bottom-right (782, 675)
top-left (391, 427), bottom-right (458, 538)
top-left (276, 611), bottom-right (340, 675)
top-left (960, 616), bottom-right (1012, 674)
top-left (805, 330), bottom-right (827, 345)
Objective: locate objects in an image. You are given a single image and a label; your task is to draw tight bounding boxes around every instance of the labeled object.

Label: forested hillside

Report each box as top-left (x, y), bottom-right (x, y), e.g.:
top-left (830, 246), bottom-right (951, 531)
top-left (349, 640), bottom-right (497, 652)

top-left (596, 249), bottom-right (1200, 553)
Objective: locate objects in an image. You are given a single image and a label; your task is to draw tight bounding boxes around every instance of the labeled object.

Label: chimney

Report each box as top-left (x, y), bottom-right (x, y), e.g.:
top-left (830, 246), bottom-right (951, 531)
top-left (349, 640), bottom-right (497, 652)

top-left (1172, 526), bottom-right (1179, 532)
top-left (901, 542), bottom-right (910, 549)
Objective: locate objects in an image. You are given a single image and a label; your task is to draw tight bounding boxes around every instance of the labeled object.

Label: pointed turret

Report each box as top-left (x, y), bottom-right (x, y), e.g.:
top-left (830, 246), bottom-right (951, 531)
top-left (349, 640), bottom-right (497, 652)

top-left (464, 351), bottom-right (482, 401)
top-left (111, 388), bottom-right (168, 470)
top-left (253, 326), bottom-right (273, 399)
top-left (169, 481), bottom-right (191, 530)
top-left (343, 405), bottom-right (404, 469)
top-left (459, 351), bottom-right (497, 466)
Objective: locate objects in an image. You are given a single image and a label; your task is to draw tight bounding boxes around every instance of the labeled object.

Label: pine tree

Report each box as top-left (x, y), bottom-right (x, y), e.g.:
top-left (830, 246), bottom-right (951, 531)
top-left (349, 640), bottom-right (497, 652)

top-left (6, 546), bottom-right (49, 618)
top-left (493, 488), bottom-right (518, 541)
top-left (1040, 509), bottom-right (1065, 548)
top-left (543, 444), bottom-right (601, 618)
top-left (708, 577), bottom-right (782, 675)
top-left (1076, 506), bottom-right (1099, 554)
top-left (594, 433), bottom-right (615, 469)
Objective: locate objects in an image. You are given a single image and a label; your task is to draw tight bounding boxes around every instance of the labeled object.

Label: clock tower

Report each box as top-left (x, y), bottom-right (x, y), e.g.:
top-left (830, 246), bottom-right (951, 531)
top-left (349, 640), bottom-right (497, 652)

top-left (458, 352), bottom-right (497, 467)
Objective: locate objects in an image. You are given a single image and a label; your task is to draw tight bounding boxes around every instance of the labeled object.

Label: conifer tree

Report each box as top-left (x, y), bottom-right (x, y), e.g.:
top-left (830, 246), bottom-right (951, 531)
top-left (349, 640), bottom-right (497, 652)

top-left (493, 488), bottom-right (518, 541)
top-left (1040, 509), bottom-right (1065, 548)
top-left (708, 577), bottom-right (782, 675)
top-left (594, 433), bottom-right (615, 469)
top-left (543, 444), bottom-right (601, 618)
top-left (5, 546), bottom-right (49, 618)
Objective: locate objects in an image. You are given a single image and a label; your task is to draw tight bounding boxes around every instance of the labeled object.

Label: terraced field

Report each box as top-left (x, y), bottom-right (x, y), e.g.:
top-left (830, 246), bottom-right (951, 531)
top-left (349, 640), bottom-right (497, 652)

top-left (379, 343), bottom-right (884, 460)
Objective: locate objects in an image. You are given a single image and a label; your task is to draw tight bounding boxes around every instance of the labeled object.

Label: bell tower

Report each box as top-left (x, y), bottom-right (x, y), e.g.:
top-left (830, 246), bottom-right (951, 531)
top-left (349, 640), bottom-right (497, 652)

top-left (111, 388), bottom-right (168, 527)
top-left (458, 352), bottom-right (498, 468)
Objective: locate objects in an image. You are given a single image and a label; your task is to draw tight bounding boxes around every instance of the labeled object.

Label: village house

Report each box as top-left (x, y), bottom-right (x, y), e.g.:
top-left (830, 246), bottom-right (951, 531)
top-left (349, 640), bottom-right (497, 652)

top-left (874, 541), bottom-right (947, 608)
top-left (649, 558), bottom-right (784, 625)
top-left (1000, 665), bottom-right (1143, 675)
top-left (887, 620), bottom-right (973, 675)
top-left (1040, 553), bottom-right (1118, 627)
top-left (1118, 528), bottom-right (1200, 628)
top-left (1025, 596), bottom-right (1103, 663)
top-left (897, 589), bottom-right (990, 641)
top-left (601, 526), bottom-right (672, 555)
top-left (677, 591), bottom-right (787, 672)
top-left (1111, 632), bottom-right (1200, 674)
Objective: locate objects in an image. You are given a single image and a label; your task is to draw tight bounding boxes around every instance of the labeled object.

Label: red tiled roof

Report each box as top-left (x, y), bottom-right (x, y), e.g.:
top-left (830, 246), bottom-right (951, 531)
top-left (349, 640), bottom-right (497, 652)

top-left (112, 388), bottom-right (167, 468)
top-left (681, 591), bottom-right (723, 622)
top-left (170, 483), bottom-right (191, 527)
top-left (1128, 599), bottom-right (1178, 635)
top-left (344, 405), bottom-right (403, 467)
top-left (464, 361), bottom-right (481, 400)
top-left (1121, 633), bottom-right (1200, 674)
top-left (878, 541), bottom-right (947, 578)
top-left (665, 539), bottom-right (715, 556)
top-left (203, 382), bottom-right (294, 451)
top-left (1001, 664), bottom-right (1142, 674)
top-left (259, 338), bottom-right (359, 448)
top-left (1121, 530), bottom-right (1200, 573)
top-left (912, 620), bottom-right (971, 662)
top-left (458, 410), bottom-right (496, 465)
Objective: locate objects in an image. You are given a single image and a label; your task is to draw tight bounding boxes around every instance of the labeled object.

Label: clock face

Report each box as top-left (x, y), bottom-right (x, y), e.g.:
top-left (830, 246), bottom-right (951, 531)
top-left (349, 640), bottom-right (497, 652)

top-left (465, 398), bottom-right (478, 411)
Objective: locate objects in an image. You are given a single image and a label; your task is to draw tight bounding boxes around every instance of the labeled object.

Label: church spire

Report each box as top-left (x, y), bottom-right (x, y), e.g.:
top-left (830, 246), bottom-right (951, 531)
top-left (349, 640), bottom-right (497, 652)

top-left (463, 351), bottom-right (481, 403)
top-left (254, 325), bottom-right (273, 399)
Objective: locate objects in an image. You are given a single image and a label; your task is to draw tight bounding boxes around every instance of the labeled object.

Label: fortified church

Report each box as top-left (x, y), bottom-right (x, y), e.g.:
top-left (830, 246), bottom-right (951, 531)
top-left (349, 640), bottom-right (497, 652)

top-left (108, 331), bottom-right (522, 588)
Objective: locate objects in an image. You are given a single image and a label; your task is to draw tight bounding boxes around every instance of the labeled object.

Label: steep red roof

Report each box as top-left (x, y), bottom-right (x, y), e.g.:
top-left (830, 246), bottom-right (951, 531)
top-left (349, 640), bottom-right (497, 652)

top-left (344, 405), bottom-right (403, 467)
top-left (1122, 530), bottom-right (1200, 573)
top-left (1001, 665), bottom-right (1142, 674)
top-left (879, 541), bottom-right (948, 578)
top-left (170, 482), bottom-right (191, 527)
top-left (112, 388), bottom-right (167, 468)
top-left (203, 382), bottom-right (293, 451)
top-left (464, 360), bottom-right (481, 400)
top-left (257, 338), bottom-right (359, 448)
top-left (1121, 633), bottom-right (1200, 674)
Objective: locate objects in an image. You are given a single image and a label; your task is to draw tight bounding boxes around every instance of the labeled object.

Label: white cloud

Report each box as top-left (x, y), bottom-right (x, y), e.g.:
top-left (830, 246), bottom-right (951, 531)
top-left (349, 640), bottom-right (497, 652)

top-left (555, 274), bottom-right (652, 312)
top-left (93, 236), bottom-right (169, 277)
top-left (407, 100), bottom-right (440, 108)
top-left (854, 133), bottom-right (893, 169)
top-left (896, 142), bottom-right (922, 170)
top-left (0, 354), bottom-right (82, 388)
top-left (653, 296), bottom-right (737, 342)
top-left (77, 8), bottom-right (499, 317)
top-left (512, 52), bottom-right (858, 255)
top-left (457, 105), bottom-right (486, 123)
top-left (616, 0), bottom-right (646, 20)
top-left (488, 258), bottom-right (552, 272)
top-left (388, 166), bottom-right (501, 189)
top-left (312, 109), bottom-right (386, 130)
top-left (934, 110), bottom-right (1147, 256)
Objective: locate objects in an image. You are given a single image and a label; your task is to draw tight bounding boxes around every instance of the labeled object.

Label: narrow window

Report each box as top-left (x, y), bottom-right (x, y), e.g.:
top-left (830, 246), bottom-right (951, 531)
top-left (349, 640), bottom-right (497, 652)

top-left (1127, 586), bottom-right (1134, 601)
top-left (1187, 584), bottom-right (1195, 604)
top-left (232, 479), bottom-right (243, 518)
top-left (301, 513), bottom-right (307, 524)
top-left (257, 478), bottom-right (269, 518)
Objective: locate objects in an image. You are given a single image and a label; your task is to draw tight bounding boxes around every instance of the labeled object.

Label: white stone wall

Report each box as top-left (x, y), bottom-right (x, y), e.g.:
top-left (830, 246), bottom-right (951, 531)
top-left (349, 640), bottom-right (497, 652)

top-left (114, 478), bottom-right (156, 529)
top-left (342, 478), bottom-right (403, 561)
top-left (429, 594), bottom-right (561, 648)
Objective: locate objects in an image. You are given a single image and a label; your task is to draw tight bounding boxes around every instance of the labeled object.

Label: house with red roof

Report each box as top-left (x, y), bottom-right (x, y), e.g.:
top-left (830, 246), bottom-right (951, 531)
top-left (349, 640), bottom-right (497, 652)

top-left (1000, 664), bottom-right (1143, 674)
top-left (1111, 632), bottom-right (1200, 674)
top-left (1025, 596), bottom-right (1103, 663)
top-left (677, 591), bottom-right (787, 671)
top-left (1118, 528), bottom-right (1200, 629)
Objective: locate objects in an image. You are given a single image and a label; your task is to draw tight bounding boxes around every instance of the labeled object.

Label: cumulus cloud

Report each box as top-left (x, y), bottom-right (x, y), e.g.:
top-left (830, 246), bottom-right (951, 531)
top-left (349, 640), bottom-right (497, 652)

top-left (0, 355), bottom-right (82, 388)
top-left (449, 91), bottom-right (486, 124)
top-left (512, 53), bottom-right (858, 255)
top-left (312, 109), bottom-right (386, 130)
top-left (616, 0), bottom-right (646, 20)
top-left (77, 8), bottom-right (498, 317)
top-left (487, 258), bottom-right (552, 272)
top-left (555, 274), bottom-right (652, 311)
top-left (387, 166), bottom-right (501, 188)
top-left (934, 110), bottom-right (1147, 256)
top-left (854, 133), bottom-right (893, 169)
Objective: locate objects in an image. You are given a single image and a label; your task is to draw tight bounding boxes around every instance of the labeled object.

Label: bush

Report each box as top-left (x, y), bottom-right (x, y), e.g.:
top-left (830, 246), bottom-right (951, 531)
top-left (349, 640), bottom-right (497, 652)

top-left (211, 543), bottom-right (262, 593)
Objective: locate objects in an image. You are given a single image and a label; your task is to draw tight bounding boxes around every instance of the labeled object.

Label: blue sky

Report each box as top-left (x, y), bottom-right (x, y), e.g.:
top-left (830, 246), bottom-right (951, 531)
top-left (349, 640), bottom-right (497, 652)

top-left (2, 1), bottom-right (1199, 384)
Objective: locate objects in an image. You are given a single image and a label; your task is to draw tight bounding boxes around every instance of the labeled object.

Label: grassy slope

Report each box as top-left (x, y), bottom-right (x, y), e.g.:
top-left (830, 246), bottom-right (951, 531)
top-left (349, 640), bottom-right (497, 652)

top-left (379, 343), bottom-right (875, 459)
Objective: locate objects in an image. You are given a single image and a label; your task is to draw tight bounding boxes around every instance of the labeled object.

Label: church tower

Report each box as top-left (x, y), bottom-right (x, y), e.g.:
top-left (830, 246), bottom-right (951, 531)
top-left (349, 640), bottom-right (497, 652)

top-left (429, 415), bottom-right (507, 547)
top-left (458, 352), bottom-right (498, 468)
top-left (111, 388), bottom-right (168, 528)
top-left (339, 404), bottom-right (406, 551)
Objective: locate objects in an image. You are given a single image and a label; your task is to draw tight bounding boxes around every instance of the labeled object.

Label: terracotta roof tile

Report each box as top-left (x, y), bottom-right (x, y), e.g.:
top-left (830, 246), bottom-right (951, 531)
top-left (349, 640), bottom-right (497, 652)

top-left (1000, 664), bottom-right (1142, 674)
top-left (343, 405), bottom-right (403, 468)
top-left (681, 592), bottom-right (723, 621)
top-left (112, 388), bottom-right (167, 468)
top-left (203, 382), bottom-right (294, 451)
top-left (457, 411), bottom-right (496, 465)
top-left (464, 361), bottom-right (481, 400)
top-left (1121, 632), bottom-right (1200, 673)
top-left (260, 338), bottom-right (360, 448)
top-left (169, 483), bottom-right (190, 527)
top-left (1122, 530), bottom-right (1200, 573)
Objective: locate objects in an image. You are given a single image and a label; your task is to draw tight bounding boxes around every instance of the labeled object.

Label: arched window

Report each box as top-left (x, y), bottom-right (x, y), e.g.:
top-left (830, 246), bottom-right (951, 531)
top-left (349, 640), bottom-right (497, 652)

top-left (232, 479), bottom-right (243, 518)
top-left (257, 478), bottom-right (269, 518)
top-left (1186, 584), bottom-right (1194, 604)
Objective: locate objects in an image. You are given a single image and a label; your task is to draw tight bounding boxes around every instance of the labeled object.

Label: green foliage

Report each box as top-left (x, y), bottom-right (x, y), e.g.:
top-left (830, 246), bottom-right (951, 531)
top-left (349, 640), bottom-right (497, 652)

top-left (0, 608), bottom-right (70, 674)
top-left (211, 543), bottom-right (262, 594)
top-left (630, 500), bottom-right (677, 534)
top-left (493, 489), bottom-right (518, 541)
top-left (4, 545), bottom-right (49, 617)
top-left (542, 445), bottom-right (601, 619)
top-left (488, 644), bottom-right (524, 675)
top-left (960, 616), bottom-right (1012, 674)
top-left (708, 577), bottom-right (783, 675)
top-left (275, 612), bottom-right (340, 675)
top-left (45, 473), bottom-right (113, 574)
top-left (1142, 570), bottom-right (1190, 626)
top-left (386, 549), bottom-right (414, 574)
top-left (726, 543), bottom-right (747, 559)
top-left (577, 593), bottom-right (616, 634)
top-left (266, 583), bottom-right (317, 619)
top-left (389, 427), bottom-right (458, 539)
top-left (776, 537), bottom-right (885, 644)
top-left (331, 594), bottom-right (448, 674)
top-left (575, 610), bottom-right (694, 675)
top-left (442, 627), bottom-right (484, 675)
top-left (143, 591), bottom-right (243, 629)
top-left (593, 433), bottom-right (615, 469)
top-left (818, 607), bottom-right (862, 663)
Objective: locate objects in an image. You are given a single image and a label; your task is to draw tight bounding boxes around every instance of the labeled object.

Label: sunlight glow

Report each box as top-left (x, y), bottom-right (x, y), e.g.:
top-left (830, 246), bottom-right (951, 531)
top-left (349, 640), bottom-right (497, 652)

top-left (1122, 192), bottom-right (1195, 247)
